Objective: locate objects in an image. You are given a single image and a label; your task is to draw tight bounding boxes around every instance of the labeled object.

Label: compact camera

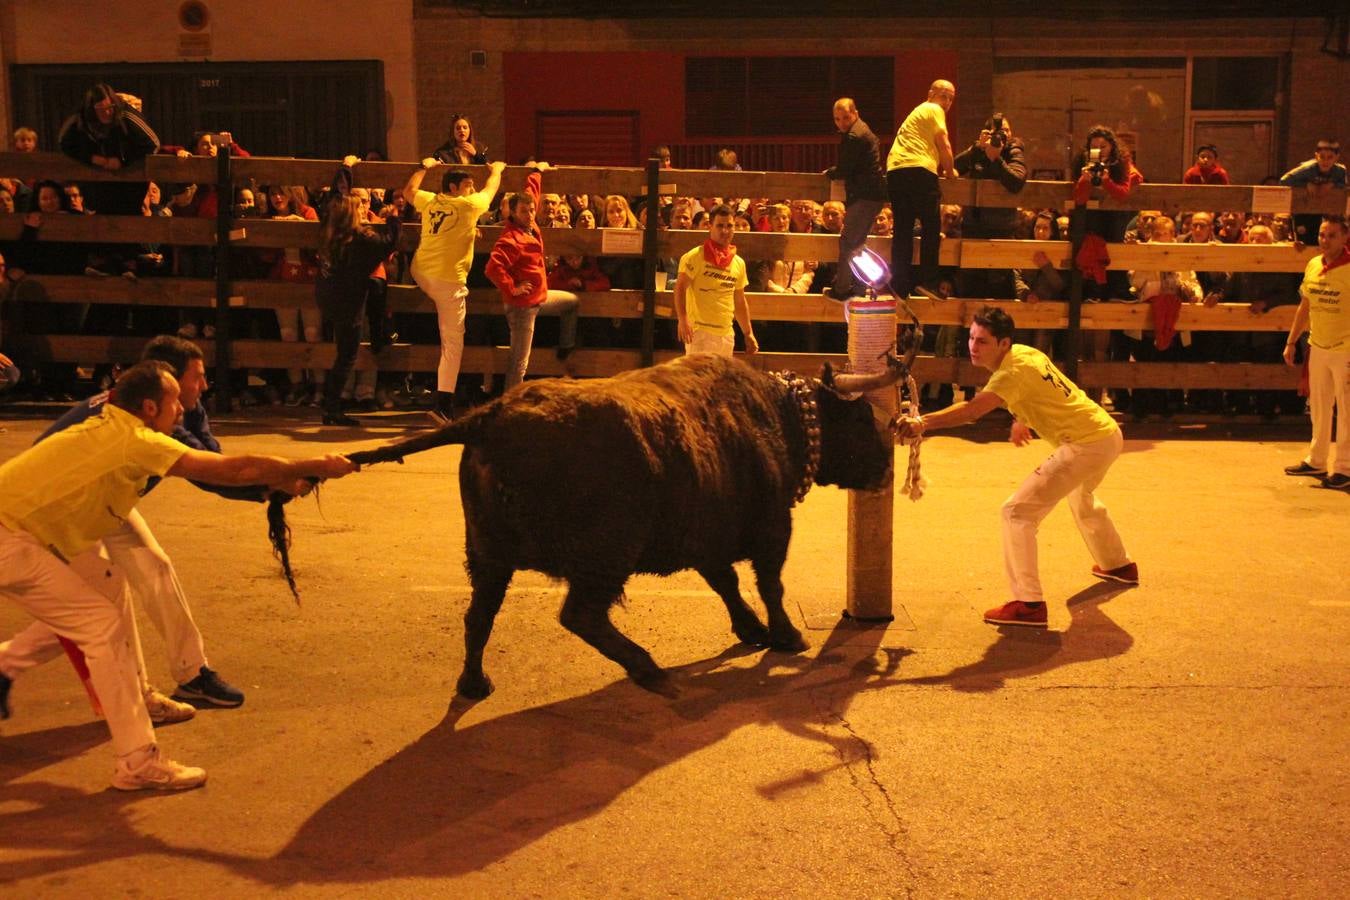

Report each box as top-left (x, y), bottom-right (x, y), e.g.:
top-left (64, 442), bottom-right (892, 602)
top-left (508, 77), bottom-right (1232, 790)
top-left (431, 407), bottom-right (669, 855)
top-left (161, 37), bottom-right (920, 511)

top-left (1087, 147), bottom-right (1106, 186)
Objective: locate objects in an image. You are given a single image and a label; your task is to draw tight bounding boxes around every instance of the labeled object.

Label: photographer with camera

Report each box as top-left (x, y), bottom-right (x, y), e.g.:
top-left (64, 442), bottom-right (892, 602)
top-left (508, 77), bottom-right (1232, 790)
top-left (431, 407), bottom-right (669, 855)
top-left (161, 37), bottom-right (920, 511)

top-left (953, 113), bottom-right (1027, 299)
top-left (1070, 125), bottom-right (1135, 303)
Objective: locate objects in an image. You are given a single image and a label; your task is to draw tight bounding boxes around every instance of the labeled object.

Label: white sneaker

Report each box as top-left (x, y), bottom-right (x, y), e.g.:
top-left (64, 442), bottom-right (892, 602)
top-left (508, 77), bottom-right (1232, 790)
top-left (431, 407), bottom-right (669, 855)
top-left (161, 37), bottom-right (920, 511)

top-left (145, 688), bottom-right (196, 725)
top-left (112, 746), bottom-right (207, 791)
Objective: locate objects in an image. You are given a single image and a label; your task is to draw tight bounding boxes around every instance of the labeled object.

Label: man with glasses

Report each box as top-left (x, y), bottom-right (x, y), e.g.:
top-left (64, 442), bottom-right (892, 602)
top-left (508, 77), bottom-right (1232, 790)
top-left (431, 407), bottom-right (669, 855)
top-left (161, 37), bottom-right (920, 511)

top-left (1281, 140), bottom-right (1346, 244)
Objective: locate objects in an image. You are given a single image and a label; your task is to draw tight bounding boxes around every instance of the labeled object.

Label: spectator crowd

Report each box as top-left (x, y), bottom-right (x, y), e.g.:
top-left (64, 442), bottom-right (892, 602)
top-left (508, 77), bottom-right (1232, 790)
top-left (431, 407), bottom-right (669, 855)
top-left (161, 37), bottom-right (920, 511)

top-left (0, 86), bottom-right (1345, 424)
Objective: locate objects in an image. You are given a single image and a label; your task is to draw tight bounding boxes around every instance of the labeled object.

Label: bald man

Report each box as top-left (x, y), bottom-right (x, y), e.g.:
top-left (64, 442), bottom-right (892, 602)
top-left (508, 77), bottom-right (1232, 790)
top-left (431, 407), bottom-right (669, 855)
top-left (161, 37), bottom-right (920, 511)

top-left (823, 98), bottom-right (887, 300)
top-left (886, 79), bottom-right (956, 300)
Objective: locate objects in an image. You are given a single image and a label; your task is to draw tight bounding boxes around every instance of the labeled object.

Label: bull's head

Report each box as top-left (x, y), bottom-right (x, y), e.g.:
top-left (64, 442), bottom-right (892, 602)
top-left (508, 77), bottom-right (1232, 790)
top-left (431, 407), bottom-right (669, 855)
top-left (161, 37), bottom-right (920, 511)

top-left (812, 357), bottom-right (908, 492)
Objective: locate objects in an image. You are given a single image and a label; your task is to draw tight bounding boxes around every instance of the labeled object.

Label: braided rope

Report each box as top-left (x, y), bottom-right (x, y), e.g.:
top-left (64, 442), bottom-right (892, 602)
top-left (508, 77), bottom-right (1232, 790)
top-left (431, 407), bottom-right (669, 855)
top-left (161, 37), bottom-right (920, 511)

top-left (897, 373), bottom-right (926, 501)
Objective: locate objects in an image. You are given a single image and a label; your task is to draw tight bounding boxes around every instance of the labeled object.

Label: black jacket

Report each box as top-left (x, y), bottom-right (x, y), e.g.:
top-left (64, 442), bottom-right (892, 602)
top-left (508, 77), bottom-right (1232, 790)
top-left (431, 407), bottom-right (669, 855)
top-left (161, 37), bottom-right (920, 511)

top-left (953, 139), bottom-right (1027, 237)
top-left (826, 118), bottom-right (886, 203)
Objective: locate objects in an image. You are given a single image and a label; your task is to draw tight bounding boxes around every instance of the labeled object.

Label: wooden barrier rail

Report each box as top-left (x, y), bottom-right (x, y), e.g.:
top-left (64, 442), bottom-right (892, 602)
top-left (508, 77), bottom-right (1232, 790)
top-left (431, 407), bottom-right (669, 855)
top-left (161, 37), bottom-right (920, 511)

top-left (0, 150), bottom-right (1324, 403)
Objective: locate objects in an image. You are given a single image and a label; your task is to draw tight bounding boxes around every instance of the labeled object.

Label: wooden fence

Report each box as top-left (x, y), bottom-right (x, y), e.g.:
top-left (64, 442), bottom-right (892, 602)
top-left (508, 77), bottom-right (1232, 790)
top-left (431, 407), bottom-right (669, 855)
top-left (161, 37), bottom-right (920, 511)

top-left (1, 150), bottom-right (1343, 403)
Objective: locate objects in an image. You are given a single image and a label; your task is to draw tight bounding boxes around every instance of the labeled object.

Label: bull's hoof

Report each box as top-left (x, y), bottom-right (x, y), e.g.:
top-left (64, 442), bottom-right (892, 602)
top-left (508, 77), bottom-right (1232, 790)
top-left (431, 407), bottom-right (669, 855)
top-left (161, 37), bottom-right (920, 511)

top-left (733, 622), bottom-right (772, 647)
top-left (456, 672), bottom-right (495, 701)
top-left (633, 670), bottom-right (680, 699)
top-left (769, 631), bottom-right (809, 654)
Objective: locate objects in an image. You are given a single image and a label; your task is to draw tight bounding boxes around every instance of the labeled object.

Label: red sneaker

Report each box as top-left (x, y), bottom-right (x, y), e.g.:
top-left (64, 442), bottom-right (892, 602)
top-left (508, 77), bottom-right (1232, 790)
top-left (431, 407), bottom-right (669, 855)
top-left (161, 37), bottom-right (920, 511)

top-left (983, 600), bottom-right (1047, 628)
top-left (1092, 562), bottom-right (1139, 585)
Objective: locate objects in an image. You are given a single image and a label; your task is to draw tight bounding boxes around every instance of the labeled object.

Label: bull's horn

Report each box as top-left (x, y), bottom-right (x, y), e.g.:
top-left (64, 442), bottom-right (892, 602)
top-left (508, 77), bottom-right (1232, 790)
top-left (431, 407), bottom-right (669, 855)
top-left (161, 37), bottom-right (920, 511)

top-left (830, 358), bottom-right (905, 395)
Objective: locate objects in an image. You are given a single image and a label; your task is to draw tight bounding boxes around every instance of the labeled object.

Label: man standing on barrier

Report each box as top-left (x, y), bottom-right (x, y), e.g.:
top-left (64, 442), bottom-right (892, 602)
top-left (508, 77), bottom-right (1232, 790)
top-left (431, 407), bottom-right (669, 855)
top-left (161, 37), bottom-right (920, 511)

top-left (886, 80), bottom-right (956, 301)
top-left (896, 306), bottom-right (1136, 628)
top-left (402, 158), bottom-right (507, 423)
top-left (822, 98), bottom-right (887, 302)
top-left (952, 113), bottom-right (1027, 299)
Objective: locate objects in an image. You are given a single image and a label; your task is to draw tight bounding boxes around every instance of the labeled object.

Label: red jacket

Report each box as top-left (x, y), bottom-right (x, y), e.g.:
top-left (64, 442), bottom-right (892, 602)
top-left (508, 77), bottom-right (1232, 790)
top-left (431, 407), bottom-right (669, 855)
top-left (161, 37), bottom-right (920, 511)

top-left (548, 256), bottom-right (610, 292)
top-left (486, 169), bottom-right (548, 308)
top-left (1183, 164), bottom-right (1230, 185)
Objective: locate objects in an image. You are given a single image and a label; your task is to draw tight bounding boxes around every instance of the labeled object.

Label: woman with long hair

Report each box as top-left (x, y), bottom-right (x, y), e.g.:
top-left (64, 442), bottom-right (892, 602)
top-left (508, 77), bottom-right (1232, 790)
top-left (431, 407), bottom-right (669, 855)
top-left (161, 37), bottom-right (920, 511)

top-left (315, 157), bottom-right (401, 426)
top-left (57, 83), bottom-right (159, 216)
top-left (431, 114), bottom-right (489, 166)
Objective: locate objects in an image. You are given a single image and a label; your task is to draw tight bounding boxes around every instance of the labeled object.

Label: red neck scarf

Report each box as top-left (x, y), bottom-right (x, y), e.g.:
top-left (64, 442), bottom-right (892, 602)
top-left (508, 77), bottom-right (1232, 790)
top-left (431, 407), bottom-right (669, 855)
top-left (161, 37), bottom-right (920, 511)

top-left (1321, 245), bottom-right (1350, 276)
top-left (703, 239), bottom-right (737, 269)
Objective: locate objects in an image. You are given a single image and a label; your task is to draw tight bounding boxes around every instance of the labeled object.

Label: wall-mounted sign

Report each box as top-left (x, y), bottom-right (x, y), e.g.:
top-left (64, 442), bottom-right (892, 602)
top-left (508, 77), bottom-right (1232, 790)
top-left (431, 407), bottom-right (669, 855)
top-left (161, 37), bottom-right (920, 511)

top-left (178, 1), bottom-right (211, 57)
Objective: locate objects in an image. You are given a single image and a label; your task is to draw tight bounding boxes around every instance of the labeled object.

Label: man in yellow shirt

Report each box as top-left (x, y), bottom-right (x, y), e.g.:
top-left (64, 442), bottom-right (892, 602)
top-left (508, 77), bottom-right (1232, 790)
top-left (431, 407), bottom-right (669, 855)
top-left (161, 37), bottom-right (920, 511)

top-left (674, 204), bottom-right (758, 357)
top-left (1283, 214), bottom-right (1350, 490)
top-left (402, 158), bottom-right (506, 422)
top-left (886, 79), bottom-right (957, 301)
top-left (0, 361), bottom-right (354, 790)
top-left (897, 306), bottom-right (1136, 628)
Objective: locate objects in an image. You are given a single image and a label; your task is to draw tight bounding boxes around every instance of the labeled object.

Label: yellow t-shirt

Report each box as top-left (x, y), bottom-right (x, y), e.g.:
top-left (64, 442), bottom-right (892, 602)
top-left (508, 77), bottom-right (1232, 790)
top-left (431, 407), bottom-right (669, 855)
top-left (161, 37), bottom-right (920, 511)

top-left (678, 245), bottom-right (748, 337)
top-left (0, 404), bottom-right (187, 559)
top-left (1299, 252), bottom-right (1350, 352)
top-left (411, 189), bottom-right (492, 284)
top-left (886, 101), bottom-right (947, 175)
top-left (983, 345), bottom-right (1118, 448)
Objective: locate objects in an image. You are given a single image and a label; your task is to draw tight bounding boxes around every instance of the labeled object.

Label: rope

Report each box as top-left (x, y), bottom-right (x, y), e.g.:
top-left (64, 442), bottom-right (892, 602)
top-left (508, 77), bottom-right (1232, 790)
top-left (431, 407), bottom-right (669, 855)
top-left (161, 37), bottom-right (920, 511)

top-left (896, 372), bottom-right (927, 502)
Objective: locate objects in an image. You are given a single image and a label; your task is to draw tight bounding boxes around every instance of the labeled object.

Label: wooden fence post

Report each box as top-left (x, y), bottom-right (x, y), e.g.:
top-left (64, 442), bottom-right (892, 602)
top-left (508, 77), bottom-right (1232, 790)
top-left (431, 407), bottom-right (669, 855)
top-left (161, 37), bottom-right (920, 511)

top-left (1063, 203), bottom-right (1087, 382)
top-left (213, 144), bottom-right (233, 408)
top-left (640, 157), bottom-right (661, 367)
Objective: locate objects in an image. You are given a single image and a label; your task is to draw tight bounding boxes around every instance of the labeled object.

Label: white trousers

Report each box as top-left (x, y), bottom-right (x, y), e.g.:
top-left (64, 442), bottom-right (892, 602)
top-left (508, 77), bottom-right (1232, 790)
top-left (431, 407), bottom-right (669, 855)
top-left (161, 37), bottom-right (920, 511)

top-left (683, 330), bottom-right (735, 358)
top-left (1001, 428), bottom-right (1130, 603)
top-left (1305, 345), bottom-right (1350, 477)
top-left (0, 509), bottom-right (206, 686)
top-left (413, 264), bottom-right (468, 393)
top-left (0, 524), bottom-right (155, 758)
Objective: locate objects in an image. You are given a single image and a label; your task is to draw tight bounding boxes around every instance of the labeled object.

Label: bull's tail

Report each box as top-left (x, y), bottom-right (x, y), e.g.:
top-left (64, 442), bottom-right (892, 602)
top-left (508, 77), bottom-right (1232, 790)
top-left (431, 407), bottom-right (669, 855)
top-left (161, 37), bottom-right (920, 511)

top-left (347, 419), bottom-right (475, 468)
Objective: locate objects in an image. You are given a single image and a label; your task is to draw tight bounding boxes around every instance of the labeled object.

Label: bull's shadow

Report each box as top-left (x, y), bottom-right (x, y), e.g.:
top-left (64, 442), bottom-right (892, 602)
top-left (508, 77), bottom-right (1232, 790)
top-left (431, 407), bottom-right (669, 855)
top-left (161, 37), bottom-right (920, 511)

top-left (238, 623), bottom-right (908, 887)
top-left (904, 580), bottom-right (1135, 692)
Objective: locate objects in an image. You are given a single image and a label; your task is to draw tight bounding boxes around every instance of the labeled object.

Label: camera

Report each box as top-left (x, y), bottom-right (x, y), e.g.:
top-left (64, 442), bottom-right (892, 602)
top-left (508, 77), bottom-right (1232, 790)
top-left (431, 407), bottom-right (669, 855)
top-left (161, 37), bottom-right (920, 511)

top-left (989, 115), bottom-right (1005, 149)
top-left (1087, 147), bottom-right (1106, 187)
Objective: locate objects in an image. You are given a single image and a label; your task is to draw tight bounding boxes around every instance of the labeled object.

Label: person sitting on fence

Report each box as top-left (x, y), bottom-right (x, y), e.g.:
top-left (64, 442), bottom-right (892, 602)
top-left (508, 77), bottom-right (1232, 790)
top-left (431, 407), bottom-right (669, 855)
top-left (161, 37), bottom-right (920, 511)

top-left (485, 163), bottom-right (580, 390)
top-left (674, 203), bottom-right (756, 359)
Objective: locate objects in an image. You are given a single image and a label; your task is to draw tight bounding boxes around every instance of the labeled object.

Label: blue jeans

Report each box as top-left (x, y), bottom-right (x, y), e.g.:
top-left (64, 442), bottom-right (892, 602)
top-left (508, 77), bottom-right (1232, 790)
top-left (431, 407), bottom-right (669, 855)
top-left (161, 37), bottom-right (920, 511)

top-left (503, 291), bottom-right (579, 388)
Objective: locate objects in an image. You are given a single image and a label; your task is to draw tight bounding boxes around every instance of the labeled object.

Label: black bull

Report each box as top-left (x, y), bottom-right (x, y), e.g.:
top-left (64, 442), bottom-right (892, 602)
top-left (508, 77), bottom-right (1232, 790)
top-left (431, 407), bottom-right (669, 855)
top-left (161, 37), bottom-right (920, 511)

top-left (347, 354), bottom-right (907, 699)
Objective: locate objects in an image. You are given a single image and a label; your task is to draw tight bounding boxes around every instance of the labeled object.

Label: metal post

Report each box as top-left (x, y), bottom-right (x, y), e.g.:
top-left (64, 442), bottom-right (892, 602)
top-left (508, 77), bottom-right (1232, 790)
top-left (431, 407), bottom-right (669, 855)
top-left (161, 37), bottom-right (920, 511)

top-left (213, 144), bottom-right (233, 409)
top-left (844, 298), bottom-right (896, 622)
top-left (639, 157), bottom-right (661, 368)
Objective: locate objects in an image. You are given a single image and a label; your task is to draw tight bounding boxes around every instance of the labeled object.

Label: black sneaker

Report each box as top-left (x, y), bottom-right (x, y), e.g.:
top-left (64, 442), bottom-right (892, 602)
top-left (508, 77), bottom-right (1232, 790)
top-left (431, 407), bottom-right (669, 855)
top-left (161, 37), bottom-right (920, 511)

top-left (1284, 461), bottom-right (1327, 477)
top-left (1322, 473), bottom-right (1350, 491)
top-left (0, 672), bottom-right (11, 719)
top-left (173, 666), bottom-right (244, 708)
top-left (321, 412), bottom-right (361, 427)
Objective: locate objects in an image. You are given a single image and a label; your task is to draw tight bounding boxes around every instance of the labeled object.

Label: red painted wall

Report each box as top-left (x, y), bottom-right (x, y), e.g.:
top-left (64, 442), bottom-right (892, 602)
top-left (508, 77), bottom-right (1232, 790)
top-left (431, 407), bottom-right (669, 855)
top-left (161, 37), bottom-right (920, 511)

top-left (504, 52), bottom-right (684, 165)
top-left (504, 50), bottom-right (960, 167)
top-left (894, 51), bottom-right (961, 129)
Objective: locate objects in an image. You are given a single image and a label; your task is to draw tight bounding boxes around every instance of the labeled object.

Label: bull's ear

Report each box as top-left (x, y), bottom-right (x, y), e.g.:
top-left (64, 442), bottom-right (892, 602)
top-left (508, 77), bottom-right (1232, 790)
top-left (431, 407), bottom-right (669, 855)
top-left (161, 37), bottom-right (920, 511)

top-left (819, 362), bottom-right (836, 388)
